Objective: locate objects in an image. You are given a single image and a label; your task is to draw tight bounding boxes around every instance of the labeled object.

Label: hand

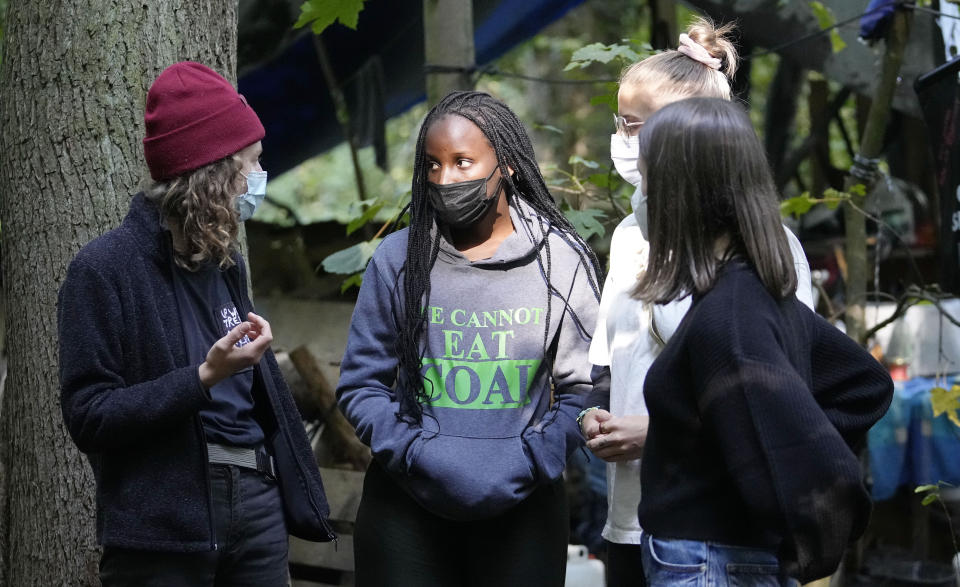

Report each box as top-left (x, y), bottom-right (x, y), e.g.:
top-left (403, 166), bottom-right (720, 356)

top-left (198, 312), bottom-right (273, 388)
top-left (585, 414), bottom-right (649, 462)
top-left (581, 408), bottom-right (612, 440)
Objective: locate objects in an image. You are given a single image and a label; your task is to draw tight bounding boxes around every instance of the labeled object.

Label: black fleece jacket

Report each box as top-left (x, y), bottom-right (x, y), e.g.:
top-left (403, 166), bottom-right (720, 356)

top-left (58, 193), bottom-right (333, 551)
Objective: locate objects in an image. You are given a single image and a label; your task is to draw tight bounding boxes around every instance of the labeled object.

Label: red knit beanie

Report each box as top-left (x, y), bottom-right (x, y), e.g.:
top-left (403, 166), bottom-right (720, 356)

top-left (143, 62), bottom-right (265, 181)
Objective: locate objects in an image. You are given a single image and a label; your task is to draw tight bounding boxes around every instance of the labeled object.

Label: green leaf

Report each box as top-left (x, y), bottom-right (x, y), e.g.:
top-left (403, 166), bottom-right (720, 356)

top-left (916, 484), bottom-right (940, 493)
top-left (587, 173), bottom-right (612, 189)
top-left (829, 30), bottom-right (847, 54)
top-left (321, 238), bottom-right (382, 275)
top-left (809, 1), bottom-right (835, 30)
top-left (568, 155), bottom-right (600, 169)
top-left (533, 123), bottom-right (565, 135)
top-left (589, 92), bottom-right (618, 111)
top-left (849, 183), bottom-right (867, 197)
top-left (564, 208), bottom-right (607, 241)
top-left (294, 0), bottom-right (366, 34)
top-left (930, 385), bottom-right (960, 428)
top-left (780, 194), bottom-right (816, 218)
top-left (346, 202), bottom-right (384, 235)
top-left (809, 2), bottom-right (845, 54)
top-left (565, 42), bottom-right (641, 70)
top-left (922, 494), bottom-right (939, 506)
top-left (340, 272), bottom-right (364, 294)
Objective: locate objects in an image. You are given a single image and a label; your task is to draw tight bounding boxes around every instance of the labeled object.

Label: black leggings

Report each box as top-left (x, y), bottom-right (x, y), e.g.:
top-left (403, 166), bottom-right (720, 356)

top-left (354, 459), bottom-right (568, 587)
top-left (606, 540), bottom-right (646, 587)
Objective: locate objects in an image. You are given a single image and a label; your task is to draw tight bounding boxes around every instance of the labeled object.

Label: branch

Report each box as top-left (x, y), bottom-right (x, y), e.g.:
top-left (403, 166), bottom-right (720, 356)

top-left (856, 286), bottom-right (960, 345)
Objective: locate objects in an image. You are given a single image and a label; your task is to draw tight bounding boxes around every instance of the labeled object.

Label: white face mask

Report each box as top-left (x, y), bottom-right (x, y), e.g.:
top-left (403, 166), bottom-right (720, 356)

top-left (630, 181), bottom-right (648, 240)
top-left (610, 134), bottom-right (642, 187)
top-left (237, 170), bottom-right (267, 222)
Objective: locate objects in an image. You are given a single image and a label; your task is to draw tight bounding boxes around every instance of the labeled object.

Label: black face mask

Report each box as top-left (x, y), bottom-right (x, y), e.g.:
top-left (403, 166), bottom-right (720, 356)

top-left (427, 165), bottom-right (502, 229)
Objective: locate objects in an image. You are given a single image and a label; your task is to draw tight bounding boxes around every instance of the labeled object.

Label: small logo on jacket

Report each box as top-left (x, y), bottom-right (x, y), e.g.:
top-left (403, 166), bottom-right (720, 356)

top-left (219, 304), bottom-right (251, 347)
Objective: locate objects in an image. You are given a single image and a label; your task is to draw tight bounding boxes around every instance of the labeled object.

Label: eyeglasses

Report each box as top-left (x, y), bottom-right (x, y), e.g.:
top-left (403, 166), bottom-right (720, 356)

top-left (613, 113), bottom-right (644, 137)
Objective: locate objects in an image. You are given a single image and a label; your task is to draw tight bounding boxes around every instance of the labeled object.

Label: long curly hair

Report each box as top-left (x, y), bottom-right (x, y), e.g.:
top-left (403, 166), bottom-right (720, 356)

top-left (146, 155), bottom-right (243, 271)
top-left (396, 90), bottom-right (603, 422)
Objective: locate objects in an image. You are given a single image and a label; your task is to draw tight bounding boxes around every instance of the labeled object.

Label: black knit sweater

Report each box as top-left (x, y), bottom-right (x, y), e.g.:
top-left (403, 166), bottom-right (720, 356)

top-left (638, 260), bottom-right (892, 583)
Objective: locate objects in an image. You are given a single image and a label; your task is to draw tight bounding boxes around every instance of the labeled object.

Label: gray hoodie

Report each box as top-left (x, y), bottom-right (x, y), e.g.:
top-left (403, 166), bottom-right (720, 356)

top-left (337, 198), bottom-right (599, 520)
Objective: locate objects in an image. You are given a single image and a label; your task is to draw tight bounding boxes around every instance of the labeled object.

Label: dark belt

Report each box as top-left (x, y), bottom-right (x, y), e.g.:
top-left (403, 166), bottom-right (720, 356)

top-left (207, 443), bottom-right (275, 479)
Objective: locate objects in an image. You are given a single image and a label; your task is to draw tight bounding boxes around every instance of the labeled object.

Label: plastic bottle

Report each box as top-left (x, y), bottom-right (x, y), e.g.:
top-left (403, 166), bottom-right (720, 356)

top-left (565, 544), bottom-right (605, 587)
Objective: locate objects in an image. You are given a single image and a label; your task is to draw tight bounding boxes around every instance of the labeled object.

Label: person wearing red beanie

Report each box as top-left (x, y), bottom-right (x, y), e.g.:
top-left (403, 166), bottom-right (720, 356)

top-left (57, 61), bottom-right (334, 586)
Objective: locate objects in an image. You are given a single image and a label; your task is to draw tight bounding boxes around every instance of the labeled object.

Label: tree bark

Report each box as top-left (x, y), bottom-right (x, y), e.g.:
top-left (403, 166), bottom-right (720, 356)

top-left (649, 0), bottom-right (677, 51)
top-left (808, 76), bottom-right (830, 199)
top-left (766, 58), bottom-right (804, 189)
top-left (0, 1), bottom-right (237, 584)
top-left (423, 0), bottom-right (475, 107)
top-left (844, 7), bottom-right (912, 344)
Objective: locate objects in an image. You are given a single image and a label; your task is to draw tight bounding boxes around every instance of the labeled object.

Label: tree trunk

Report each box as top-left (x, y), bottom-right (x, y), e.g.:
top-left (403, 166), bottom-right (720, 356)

top-left (0, 1), bottom-right (237, 584)
top-left (808, 76), bottom-right (830, 199)
top-left (649, 0), bottom-right (677, 51)
top-left (423, 0), bottom-right (475, 106)
top-left (843, 7), bottom-right (912, 344)
top-left (766, 58), bottom-right (804, 189)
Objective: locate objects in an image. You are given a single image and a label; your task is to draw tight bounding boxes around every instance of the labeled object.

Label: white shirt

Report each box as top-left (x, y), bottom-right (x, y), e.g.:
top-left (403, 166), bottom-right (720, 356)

top-left (588, 210), bottom-right (814, 544)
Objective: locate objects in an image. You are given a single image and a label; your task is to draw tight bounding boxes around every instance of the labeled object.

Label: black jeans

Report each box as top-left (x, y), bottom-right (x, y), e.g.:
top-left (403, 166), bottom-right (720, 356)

top-left (99, 464), bottom-right (287, 587)
top-left (355, 459), bottom-right (568, 587)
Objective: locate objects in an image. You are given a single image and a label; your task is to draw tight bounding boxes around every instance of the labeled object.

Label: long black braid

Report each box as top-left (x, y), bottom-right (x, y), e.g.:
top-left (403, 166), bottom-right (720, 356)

top-left (396, 90), bottom-right (603, 423)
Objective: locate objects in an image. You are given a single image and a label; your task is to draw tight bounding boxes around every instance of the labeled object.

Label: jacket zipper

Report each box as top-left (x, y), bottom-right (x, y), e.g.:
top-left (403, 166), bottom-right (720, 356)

top-left (227, 266), bottom-right (335, 541)
top-left (197, 418), bottom-right (218, 551)
top-left (260, 362), bottom-right (336, 540)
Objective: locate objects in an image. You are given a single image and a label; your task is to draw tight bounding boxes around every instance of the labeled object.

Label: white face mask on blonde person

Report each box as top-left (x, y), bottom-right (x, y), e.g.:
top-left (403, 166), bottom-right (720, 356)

top-left (610, 134), bottom-right (643, 187)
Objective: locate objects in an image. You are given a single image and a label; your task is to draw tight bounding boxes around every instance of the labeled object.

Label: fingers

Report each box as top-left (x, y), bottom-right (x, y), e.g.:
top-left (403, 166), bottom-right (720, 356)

top-left (246, 312), bottom-right (273, 343)
top-left (587, 435), bottom-right (627, 461)
top-left (221, 320), bottom-right (253, 347)
top-left (582, 410), bottom-right (607, 439)
top-left (584, 409), bottom-right (614, 438)
top-left (586, 434), bottom-right (609, 452)
top-left (594, 409), bottom-right (614, 422)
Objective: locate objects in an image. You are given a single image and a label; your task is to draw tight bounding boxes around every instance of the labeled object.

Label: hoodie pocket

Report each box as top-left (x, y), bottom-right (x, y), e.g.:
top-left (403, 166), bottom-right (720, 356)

top-left (404, 434), bottom-right (537, 520)
top-left (521, 425), bottom-right (567, 482)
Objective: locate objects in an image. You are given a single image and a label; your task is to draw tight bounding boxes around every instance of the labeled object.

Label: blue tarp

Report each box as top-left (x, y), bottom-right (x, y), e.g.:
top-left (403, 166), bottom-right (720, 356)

top-left (859, 0), bottom-right (899, 41)
top-left (239, 0), bottom-right (586, 176)
top-left (869, 375), bottom-right (960, 501)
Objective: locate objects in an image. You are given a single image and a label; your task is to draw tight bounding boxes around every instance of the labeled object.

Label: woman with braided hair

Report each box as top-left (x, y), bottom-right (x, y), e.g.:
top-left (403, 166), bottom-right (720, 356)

top-left (337, 90), bottom-right (602, 586)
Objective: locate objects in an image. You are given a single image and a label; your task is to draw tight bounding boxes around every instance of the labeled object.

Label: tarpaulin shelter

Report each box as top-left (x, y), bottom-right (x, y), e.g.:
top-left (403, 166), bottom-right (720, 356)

top-left (237, 0), bottom-right (587, 177)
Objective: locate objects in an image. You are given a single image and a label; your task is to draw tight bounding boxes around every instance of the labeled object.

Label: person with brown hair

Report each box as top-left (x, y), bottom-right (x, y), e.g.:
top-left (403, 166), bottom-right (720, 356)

top-left (633, 96), bottom-right (891, 584)
top-left (58, 61), bottom-right (333, 586)
top-left (581, 18), bottom-right (814, 586)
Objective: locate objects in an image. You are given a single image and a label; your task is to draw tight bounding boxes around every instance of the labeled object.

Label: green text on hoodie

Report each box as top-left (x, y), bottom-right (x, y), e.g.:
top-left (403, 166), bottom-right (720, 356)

top-left (336, 199), bottom-right (599, 520)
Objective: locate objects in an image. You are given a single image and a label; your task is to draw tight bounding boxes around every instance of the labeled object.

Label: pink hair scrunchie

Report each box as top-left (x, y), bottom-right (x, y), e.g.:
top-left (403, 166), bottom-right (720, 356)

top-left (677, 33), bottom-right (722, 71)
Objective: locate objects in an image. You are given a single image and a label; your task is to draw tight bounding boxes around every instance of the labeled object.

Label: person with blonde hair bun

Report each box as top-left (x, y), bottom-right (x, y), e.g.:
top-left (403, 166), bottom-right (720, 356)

top-left (579, 18), bottom-right (813, 586)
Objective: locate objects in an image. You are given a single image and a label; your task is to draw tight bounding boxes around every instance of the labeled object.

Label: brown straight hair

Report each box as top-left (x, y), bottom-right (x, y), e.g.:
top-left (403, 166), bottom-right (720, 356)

top-left (633, 97), bottom-right (797, 304)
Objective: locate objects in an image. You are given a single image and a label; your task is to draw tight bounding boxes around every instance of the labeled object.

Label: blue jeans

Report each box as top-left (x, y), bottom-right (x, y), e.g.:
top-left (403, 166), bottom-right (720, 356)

top-left (99, 464), bottom-right (288, 586)
top-left (641, 533), bottom-right (798, 587)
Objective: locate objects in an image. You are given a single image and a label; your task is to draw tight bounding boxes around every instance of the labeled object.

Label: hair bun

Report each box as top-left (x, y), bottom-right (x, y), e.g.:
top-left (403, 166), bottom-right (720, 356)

top-left (685, 17), bottom-right (738, 79)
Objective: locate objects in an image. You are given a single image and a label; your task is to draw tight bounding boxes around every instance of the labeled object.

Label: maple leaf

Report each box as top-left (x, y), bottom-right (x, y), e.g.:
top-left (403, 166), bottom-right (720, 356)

top-left (294, 0), bottom-right (366, 35)
top-left (930, 385), bottom-right (960, 428)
